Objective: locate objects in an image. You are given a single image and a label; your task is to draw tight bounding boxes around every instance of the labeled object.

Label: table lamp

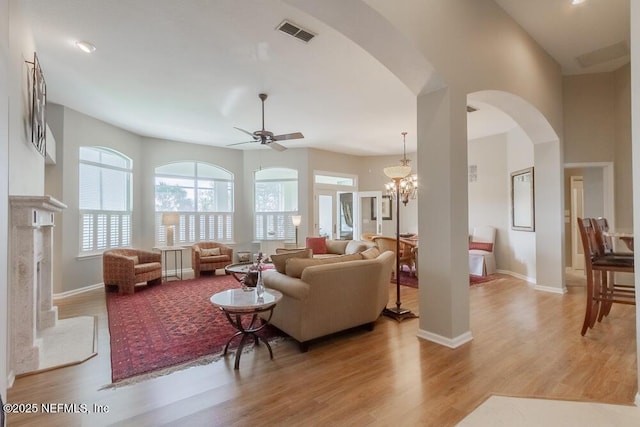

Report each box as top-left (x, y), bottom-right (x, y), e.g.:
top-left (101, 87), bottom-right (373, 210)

top-left (162, 213), bottom-right (180, 247)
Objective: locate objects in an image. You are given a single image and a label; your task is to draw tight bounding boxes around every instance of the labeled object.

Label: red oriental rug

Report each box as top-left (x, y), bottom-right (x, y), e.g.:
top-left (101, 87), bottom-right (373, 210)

top-left (105, 275), bottom-right (285, 386)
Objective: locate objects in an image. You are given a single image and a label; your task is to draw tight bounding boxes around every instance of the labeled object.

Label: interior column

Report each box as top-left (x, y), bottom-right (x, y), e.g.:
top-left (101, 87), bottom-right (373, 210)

top-left (416, 87), bottom-right (473, 346)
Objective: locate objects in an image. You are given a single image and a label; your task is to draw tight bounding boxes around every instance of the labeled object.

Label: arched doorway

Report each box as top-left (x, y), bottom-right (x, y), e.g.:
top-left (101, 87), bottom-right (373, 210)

top-left (467, 90), bottom-right (564, 293)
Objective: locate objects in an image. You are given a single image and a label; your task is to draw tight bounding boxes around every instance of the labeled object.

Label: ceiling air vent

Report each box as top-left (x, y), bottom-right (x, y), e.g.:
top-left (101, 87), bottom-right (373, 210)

top-left (277, 20), bottom-right (316, 43)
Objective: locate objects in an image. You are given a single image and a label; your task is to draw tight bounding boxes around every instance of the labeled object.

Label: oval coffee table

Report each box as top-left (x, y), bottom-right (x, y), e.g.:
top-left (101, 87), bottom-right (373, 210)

top-left (210, 288), bottom-right (283, 369)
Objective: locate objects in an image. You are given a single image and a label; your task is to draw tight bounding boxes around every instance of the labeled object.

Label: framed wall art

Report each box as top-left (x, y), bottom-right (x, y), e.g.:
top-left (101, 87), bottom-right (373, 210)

top-left (371, 195), bottom-right (392, 221)
top-left (28, 52), bottom-right (46, 157)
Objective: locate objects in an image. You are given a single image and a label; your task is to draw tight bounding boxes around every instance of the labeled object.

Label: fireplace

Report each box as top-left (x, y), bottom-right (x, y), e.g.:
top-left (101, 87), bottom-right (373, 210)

top-left (9, 195), bottom-right (66, 378)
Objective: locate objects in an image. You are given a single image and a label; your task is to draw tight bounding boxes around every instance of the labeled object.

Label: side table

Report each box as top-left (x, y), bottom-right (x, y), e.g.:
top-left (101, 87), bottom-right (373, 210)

top-left (154, 246), bottom-right (188, 282)
top-left (210, 288), bottom-right (283, 369)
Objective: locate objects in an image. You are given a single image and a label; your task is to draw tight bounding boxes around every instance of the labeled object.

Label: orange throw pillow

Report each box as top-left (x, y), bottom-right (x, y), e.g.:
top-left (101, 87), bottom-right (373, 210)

top-left (306, 237), bottom-right (327, 255)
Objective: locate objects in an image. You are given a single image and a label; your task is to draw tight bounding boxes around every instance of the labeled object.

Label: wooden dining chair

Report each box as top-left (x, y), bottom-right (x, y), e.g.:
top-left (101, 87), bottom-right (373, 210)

top-left (591, 217), bottom-right (633, 257)
top-left (589, 217), bottom-right (635, 321)
top-left (372, 236), bottom-right (415, 277)
top-left (577, 218), bottom-right (635, 336)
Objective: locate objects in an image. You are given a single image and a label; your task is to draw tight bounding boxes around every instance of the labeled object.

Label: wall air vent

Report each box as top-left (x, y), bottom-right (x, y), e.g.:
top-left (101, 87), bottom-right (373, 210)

top-left (277, 20), bottom-right (316, 43)
top-left (467, 105), bottom-right (478, 113)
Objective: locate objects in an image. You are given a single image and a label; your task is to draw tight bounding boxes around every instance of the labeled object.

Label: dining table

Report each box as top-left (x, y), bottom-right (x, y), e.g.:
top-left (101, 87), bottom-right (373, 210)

top-left (606, 231), bottom-right (634, 252)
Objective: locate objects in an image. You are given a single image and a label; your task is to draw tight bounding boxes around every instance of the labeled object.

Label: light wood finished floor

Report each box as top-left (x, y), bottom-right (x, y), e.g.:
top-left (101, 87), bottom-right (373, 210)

top-left (7, 273), bottom-right (637, 426)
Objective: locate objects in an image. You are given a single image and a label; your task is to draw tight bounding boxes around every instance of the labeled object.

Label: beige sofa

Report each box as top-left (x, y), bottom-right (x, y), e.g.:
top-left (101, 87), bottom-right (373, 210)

top-left (262, 250), bottom-right (394, 351)
top-left (312, 239), bottom-right (375, 259)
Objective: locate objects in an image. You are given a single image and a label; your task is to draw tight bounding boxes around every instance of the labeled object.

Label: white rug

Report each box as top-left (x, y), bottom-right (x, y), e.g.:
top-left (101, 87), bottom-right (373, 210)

top-left (458, 396), bottom-right (640, 426)
top-left (31, 316), bottom-right (97, 374)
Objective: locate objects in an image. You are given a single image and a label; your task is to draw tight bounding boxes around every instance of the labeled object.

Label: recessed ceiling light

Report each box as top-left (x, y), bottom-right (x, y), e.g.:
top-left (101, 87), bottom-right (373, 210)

top-left (571, 0), bottom-right (586, 5)
top-left (75, 41), bottom-right (96, 53)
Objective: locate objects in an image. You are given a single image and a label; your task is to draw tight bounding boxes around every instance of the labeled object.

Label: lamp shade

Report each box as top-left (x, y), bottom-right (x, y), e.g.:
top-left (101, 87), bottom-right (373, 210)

top-left (162, 212), bottom-right (180, 226)
top-left (383, 165), bottom-right (412, 180)
top-left (291, 215), bottom-right (302, 227)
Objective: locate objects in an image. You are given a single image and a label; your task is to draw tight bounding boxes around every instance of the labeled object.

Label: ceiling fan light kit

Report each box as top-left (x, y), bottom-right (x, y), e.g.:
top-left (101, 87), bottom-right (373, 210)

top-left (228, 93), bottom-right (304, 151)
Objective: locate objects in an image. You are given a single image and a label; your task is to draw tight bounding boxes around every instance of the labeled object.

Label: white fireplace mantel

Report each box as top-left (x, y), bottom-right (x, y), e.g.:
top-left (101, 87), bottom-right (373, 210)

top-left (9, 195), bottom-right (67, 379)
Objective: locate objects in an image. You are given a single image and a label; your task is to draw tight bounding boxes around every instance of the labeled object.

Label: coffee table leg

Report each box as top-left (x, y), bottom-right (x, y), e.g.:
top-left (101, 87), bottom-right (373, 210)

top-left (219, 306), bottom-right (277, 369)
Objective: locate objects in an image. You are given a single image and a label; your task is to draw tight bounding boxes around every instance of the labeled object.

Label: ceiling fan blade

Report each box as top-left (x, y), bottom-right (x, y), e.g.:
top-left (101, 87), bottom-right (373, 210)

top-left (273, 132), bottom-right (304, 141)
top-left (268, 142), bottom-right (287, 152)
top-left (226, 140), bottom-right (255, 147)
top-left (234, 127), bottom-right (258, 139)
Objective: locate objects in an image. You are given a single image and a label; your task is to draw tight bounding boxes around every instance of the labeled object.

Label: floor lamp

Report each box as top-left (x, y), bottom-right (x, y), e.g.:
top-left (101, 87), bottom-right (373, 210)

top-left (291, 215), bottom-right (302, 247)
top-left (382, 132), bottom-right (418, 322)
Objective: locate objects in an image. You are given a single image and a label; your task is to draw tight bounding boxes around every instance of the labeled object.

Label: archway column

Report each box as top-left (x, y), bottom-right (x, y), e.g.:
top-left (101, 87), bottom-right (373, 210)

top-left (533, 141), bottom-right (566, 293)
top-left (415, 86), bottom-right (473, 347)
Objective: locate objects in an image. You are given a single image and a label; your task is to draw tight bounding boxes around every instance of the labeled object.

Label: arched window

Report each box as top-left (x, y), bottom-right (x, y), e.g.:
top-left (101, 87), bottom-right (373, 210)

top-left (79, 146), bottom-right (132, 253)
top-left (155, 161), bottom-right (234, 244)
top-left (254, 167), bottom-right (298, 240)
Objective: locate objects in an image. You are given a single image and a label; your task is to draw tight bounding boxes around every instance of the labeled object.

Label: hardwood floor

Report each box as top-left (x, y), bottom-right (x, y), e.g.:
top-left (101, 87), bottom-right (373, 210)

top-left (7, 273), bottom-right (637, 426)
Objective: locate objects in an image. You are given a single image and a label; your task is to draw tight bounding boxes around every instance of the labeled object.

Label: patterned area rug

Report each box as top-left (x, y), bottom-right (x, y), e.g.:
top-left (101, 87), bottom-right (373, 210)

top-left (105, 275), bottom-right (285, 386)
top-left (397, 268), bottom-right (497, 288)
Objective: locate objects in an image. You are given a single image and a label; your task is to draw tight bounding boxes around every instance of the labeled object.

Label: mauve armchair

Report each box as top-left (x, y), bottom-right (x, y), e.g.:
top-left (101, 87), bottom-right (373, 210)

top-left (191, 241), bottom-right (234, 278)
top-left (103, 248), bottom-right (162, 294)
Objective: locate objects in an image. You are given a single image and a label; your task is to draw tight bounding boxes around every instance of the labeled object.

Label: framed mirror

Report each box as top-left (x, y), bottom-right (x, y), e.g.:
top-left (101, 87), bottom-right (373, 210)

top-left (511, 167), bottom-right (535, 231)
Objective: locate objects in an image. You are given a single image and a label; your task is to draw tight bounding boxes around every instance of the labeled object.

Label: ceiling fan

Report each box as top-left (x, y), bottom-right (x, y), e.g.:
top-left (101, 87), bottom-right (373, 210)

top-left (228, 93), bottom-right (304, 152)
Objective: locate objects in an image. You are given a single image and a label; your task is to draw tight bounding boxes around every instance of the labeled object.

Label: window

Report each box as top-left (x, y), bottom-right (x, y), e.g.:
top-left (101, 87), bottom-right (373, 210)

top-left (155, 161), bottom-right (234, 244)
top-left (255, 168), bottom-right (298, 240)
top-left (79, 147), bottom-right (132, 254)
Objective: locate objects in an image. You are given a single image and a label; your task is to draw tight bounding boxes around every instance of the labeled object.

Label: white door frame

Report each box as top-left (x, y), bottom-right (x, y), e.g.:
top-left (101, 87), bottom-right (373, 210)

top-left (570, 176), bottom-right (584, 271)
top-left (355, 191), bottom-right (383, 239)
top-left (564, 162), bottom-right (615, 273)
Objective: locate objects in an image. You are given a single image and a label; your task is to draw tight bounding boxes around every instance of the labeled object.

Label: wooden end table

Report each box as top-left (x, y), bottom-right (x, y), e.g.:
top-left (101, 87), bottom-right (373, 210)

top-left (210, 288), bottom-right (283, 369)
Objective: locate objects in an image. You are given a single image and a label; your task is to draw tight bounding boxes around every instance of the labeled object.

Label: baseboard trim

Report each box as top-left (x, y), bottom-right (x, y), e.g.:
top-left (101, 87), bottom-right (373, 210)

top-left (417, 329), bottom-right (473, 348)
top-left (7, 370), bottom-right (15, 388)
top-left (496, 269), bottom-right (535, 284)
top-left (534, 284), bottom-right (568, 294)
top-left (54, 283), bottom-right (104, 299)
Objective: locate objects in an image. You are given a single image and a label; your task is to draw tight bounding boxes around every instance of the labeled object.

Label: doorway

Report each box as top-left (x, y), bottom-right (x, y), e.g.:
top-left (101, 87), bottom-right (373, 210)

top-left (570, 176), bottom-right (584, 271)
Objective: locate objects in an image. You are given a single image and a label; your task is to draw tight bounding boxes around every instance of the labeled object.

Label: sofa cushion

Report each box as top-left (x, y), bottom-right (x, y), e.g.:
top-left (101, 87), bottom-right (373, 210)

top-left (201, 247), bottom-right (221, 256)
top-left (360, 247), bottom-right (381, 260)
top-left (469, 241), bottom-right (493, 252)
top-left (285, 253), bottom-right (363, 278)
top-left (125, 255), bottom-right (139, 265)
top-left (325, 239), bottom-right (349, 255)
top-left (345, 240), bottom-right (372, 254)
top-left (271, 249), bottom-right (313, 274)
top-left (306, 237), bottom-right (327, 255)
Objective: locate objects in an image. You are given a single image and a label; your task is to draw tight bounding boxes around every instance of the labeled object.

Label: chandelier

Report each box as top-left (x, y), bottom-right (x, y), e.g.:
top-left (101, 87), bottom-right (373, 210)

top-left (384, 132), bottom-right (417, 206)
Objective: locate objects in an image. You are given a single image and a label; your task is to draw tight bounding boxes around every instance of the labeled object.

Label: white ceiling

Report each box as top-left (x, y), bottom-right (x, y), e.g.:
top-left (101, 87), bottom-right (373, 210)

top-left (21, 0), bottom-right (629, 155)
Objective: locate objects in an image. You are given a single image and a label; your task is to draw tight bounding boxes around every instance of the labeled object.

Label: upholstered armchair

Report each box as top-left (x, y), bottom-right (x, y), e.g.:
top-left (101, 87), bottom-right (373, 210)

top-left (191, 241), bottom-right (233, 278)
top-left (103, 248), bottom-right (162, 294)
top-left (372, 236), bottom-right (415, 277)
top-left (468, 226), bottom-right (497, 276)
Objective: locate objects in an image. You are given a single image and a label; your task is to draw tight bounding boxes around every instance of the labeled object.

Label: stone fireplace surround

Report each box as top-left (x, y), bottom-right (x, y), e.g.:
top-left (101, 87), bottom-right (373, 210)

top-left (8, 195), bottom-right (95, 384)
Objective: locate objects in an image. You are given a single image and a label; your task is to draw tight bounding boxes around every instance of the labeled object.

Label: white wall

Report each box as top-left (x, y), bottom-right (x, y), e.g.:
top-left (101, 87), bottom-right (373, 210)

top-left (506, 127), bottom-right (536, 281)
top-left (357, 153), bottom-right (418, 236)
top-left (630, 0), bottom-right (640, 404)
top-left (467, 127), bottom-right (536, 281)
top-left (48, 106), bottom-right (144, 293)
top-left (563, 67), bottom-right (633, 231)
top-left (1, 0), bottom-right (9, 405)
top-left (8, 0), bottom-right (43, 196)
top-left (583, 168), bottom-right (604, 218)
top-left (467, 133), bottom-right (508, 270)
